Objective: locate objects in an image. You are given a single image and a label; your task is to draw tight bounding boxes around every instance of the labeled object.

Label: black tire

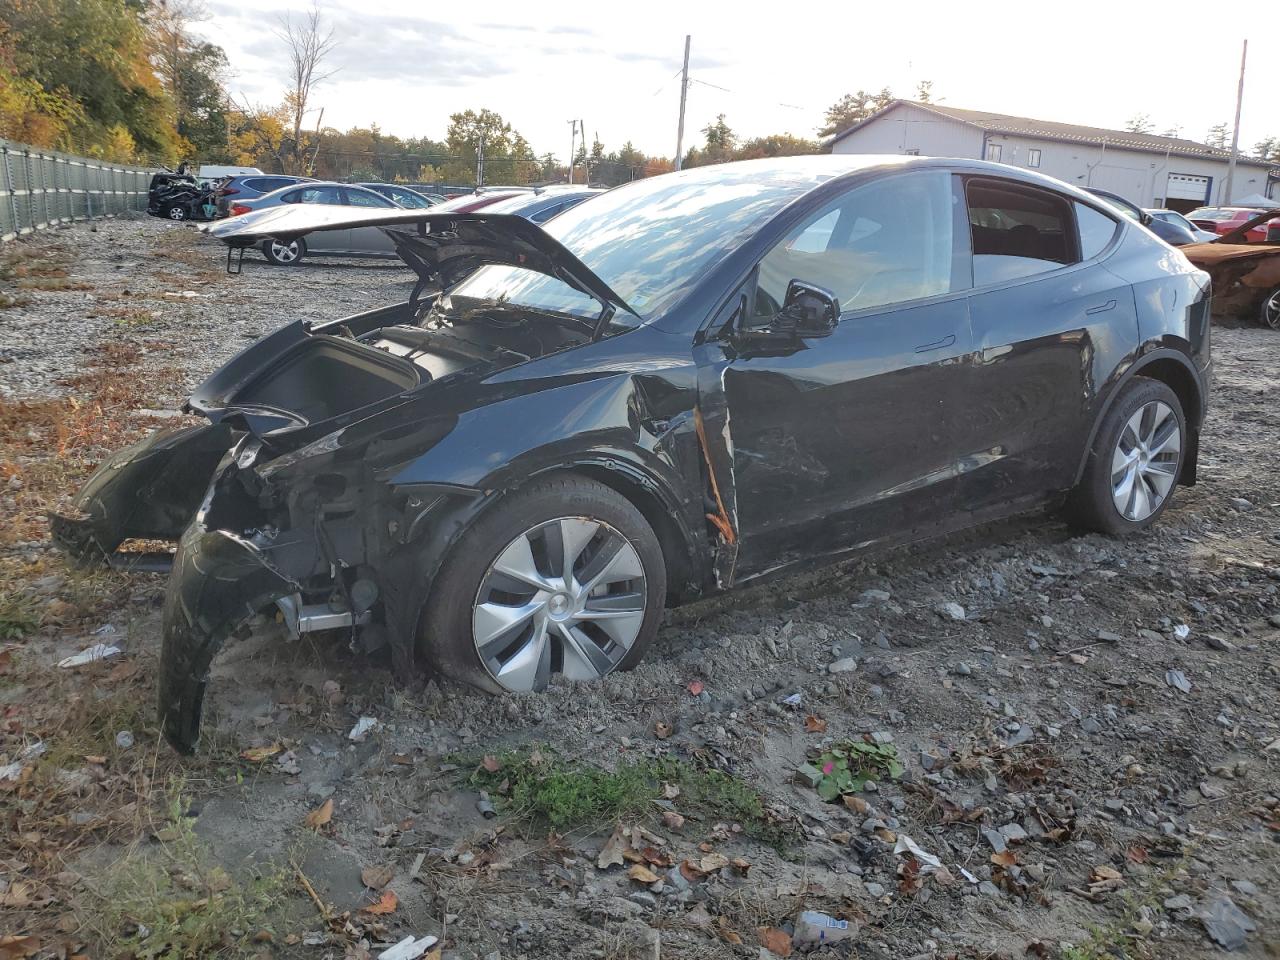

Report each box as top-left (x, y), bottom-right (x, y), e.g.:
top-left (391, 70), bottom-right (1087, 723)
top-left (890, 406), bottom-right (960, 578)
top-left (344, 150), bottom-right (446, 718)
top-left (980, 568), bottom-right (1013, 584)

top-left (262, 236), bottom-right (306, 266)
top-left (1068, 377), bottom-right (1186, 535)
top-left (164, 205), bottom-right (186, 221)
top-left (422, 474), bottom-right (666, 694)
top-left (1258, 285), bottom-right (1280, 330)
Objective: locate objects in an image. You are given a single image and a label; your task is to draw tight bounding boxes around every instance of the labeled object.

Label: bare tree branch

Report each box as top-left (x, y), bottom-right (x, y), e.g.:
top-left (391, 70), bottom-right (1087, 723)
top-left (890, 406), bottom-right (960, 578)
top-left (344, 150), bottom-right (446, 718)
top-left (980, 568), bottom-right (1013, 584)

top-left (273, 3), bottom-right (338, 174)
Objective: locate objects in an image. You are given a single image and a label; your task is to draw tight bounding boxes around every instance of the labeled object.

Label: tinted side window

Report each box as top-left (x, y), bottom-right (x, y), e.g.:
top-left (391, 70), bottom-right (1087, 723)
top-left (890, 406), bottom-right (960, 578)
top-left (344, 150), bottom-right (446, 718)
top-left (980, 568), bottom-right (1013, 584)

top-left (753, 170), bottom-right (956, 321)
top-left (967, 180), bottom-right (1077, 285)
top-left (1076, 203), bottom-right (1119, 260)
top-left (390, 188), bottom-right (430, 209)
top-left (298, 186), bottom-right (343, 204)
top-left (345, 188), bottom-right (394, 207)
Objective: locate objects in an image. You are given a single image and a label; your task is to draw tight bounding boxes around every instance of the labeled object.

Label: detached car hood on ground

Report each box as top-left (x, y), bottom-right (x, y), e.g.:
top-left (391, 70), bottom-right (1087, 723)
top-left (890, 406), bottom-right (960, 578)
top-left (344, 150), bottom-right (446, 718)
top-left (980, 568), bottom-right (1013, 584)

top-left (204, 207), bottom-right (637, 316)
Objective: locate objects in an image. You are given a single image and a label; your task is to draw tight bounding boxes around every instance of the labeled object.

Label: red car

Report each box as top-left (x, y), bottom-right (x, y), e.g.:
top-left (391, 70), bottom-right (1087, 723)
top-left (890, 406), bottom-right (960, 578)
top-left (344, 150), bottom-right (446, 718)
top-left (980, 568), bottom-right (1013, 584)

top-left (1186, 206), bottom-right (1280, 243)
top-left (428, 190), bottom-right (529, 213)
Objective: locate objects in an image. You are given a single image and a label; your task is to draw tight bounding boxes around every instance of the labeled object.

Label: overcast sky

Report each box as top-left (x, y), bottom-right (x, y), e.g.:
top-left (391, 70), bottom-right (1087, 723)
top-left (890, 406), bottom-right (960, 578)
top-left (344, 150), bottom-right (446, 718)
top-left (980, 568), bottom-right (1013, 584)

top-left (200, 0), bottom-right (1273, 163)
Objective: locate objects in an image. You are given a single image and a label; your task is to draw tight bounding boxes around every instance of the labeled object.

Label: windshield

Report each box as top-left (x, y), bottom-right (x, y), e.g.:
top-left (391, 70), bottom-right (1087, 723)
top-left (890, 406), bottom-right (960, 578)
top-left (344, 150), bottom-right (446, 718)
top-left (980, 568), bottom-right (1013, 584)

top-left (449, 159), bottom-right (862, 320)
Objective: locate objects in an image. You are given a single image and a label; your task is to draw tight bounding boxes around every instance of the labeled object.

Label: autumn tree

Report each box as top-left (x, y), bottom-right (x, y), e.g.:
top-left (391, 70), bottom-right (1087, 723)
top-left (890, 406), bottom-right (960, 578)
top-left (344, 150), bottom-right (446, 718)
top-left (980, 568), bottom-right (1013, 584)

top-left (818, 87), bottom-right (894, 139)
top-left (149, 0), bottom-right (230, 160)
top-left (0, 0), bottom-right (182, 160)
top-left (441, 108), bottom-right (536, 185)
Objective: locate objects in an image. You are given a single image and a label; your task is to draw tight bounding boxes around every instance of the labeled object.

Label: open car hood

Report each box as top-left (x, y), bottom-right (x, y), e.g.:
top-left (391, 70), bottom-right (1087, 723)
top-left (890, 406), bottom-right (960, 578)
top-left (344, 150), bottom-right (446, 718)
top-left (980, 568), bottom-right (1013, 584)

top-left (204, 206), bottom-right (637, 317)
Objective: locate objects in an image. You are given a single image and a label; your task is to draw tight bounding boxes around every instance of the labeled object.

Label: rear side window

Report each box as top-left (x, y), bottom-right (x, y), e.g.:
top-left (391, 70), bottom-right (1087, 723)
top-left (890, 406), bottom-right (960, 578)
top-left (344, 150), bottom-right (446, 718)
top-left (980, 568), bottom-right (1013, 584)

top-left (297, 186), bottom-right (343, 204)
top-left (389, 188), bottom-right (430, 208)
top-left (1076, 203), bottom-right (1119, 260)
top-left (345, 188), bottom-right (394, 208)
top-left (967, 179), bottom-right (1077, 285)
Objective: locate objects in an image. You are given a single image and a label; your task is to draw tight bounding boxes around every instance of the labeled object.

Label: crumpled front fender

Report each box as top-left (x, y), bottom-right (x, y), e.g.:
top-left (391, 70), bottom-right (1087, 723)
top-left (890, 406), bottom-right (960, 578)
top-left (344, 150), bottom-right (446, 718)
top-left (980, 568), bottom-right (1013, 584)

top-left (50, 423), bottom-right (233, 563)
top-left (159, 520), bottom-right (300, 754)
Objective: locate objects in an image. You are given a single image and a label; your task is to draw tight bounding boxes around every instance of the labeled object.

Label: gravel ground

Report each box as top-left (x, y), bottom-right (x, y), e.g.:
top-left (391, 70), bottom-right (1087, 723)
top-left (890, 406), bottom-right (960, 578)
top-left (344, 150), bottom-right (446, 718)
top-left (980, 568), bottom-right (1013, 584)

top-left (2, 217), bottom-right (1279, 959)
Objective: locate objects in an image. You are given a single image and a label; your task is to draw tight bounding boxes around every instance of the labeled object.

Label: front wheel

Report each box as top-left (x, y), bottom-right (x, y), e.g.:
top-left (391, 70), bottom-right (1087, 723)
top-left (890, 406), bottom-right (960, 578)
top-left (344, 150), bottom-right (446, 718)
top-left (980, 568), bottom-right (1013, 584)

top-left (165, 205), bottom-right (187, 221)
top-left (422, 475), bottom-right (666, 694)
top-left (1068, 377), bottom-right (1186, 535)
top-left (262, 237), bottom-right (305, 266)
top-left (1258, 285), bottom-right (1280, 330)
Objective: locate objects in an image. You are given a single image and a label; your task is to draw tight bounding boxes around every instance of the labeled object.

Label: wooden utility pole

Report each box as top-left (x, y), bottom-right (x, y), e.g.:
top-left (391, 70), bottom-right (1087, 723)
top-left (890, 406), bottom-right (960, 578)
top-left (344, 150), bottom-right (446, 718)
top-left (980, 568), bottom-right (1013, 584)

top-left (1223, 39), bottom-right (1247, 204)
top-left (674, 35), bottom-right (691, 170)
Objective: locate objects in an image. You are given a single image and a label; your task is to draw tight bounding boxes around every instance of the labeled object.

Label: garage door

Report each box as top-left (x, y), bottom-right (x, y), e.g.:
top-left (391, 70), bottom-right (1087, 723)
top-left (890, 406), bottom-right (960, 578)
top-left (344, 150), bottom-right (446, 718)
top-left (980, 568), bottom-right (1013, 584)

top-left (1166, 173), bottom-right (1210, 202)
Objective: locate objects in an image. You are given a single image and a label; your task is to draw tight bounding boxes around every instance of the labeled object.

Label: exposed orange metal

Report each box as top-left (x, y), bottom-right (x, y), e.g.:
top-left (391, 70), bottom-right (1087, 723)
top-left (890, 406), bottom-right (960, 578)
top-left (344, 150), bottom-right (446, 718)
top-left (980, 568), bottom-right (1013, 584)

top-left (693, 405), bottom-right (737, 545)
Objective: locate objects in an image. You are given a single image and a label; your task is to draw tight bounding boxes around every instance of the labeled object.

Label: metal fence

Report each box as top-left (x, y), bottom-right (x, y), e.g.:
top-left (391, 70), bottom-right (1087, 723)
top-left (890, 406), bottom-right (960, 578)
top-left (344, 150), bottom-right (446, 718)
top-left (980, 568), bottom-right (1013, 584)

top-left (0, 138), bottom-right (158, 242)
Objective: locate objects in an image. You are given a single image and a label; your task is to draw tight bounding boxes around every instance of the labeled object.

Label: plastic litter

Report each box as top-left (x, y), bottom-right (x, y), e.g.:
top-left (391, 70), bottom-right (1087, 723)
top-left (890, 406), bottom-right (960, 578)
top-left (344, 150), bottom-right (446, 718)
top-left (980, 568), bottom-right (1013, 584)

top-left (348, 716), bottom-right (379, 741)
top-left (0, 740), bottom-right (47, 781)
top-left (378, 934), bottom-right (439, 960)
top-left (792, 910), bottom-right (856, 947)
top-left (57, 643), bottom-right (122, 668)
top-left (476, 790), bottom-right (496, 818)
top-left (893, 833), bottom-right (942, 868)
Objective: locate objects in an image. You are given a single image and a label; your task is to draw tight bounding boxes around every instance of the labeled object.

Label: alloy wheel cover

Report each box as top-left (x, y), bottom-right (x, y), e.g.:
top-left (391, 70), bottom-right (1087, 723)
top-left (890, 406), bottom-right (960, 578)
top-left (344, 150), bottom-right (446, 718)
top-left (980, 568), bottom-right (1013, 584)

top-left (1110, 400), bottom-right (1181, 522)
top-left (472, 516), bottom-right (647, 691)
top-left (270, 240), bottom-right (299, 262)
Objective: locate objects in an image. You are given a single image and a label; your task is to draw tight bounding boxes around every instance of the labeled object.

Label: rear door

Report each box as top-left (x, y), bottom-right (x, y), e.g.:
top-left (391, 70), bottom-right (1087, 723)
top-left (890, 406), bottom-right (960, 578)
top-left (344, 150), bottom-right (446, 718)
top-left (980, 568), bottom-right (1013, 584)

top-left (343, 188), bottom-right (398, 254)
top-left (714, 169), bottom-right (976, 577)
top-left (955, 178), bottom-right (1138, 511)
top-left (290, 185), bottom-right (347, 252)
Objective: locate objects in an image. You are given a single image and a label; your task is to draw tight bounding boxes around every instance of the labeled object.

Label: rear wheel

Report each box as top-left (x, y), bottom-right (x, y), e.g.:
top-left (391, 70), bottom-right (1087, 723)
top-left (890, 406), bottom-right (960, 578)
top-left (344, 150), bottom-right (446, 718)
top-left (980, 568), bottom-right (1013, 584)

top-left (262, 237), bottom-right (305, 266)
top-left (1259, 285), bottom-right (1280, 330)
top-left (1069, 377), bottom-right (1186, 535)
top-left (422, 475), bottom-right (666, 694)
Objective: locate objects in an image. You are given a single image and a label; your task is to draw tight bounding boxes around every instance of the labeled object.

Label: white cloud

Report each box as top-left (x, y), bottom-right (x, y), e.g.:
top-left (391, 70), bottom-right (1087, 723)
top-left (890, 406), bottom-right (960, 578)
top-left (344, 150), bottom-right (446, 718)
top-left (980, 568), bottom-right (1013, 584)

top-left (195, 0), bottom-right (1274, 164)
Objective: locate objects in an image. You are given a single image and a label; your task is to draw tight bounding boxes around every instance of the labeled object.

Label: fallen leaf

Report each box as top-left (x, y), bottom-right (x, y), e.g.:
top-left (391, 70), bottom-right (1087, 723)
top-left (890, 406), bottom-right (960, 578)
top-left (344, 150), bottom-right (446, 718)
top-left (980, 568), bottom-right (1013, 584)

top-left (361, 890), bottom-right (398, 915)
top-left (661, 781), bottom-right (681, 800)
top-left (481, 755), bottom-right (502, 773)
top-left (679, 859), bottom-right (707, 883)
top-left (990, 850), bottom-right (1017, 867)
top-left (654, 721), bottom-right (673, 739)
top-left (0, 649), bottom-right (12, 676)
top-left (83, 755), bottom-right (106, 765)
top-left (304, 798), bottom-right (333, 831)
top-left (1068, 653), bottom-right (1089, 665)
top-left (360, 863), bottom-right (395, 890)
top-left (715, 918), bottom-right (743, 945)
top-left (661, 811), bottom-right (685, 830)
top-left (1126, 846), bottom-right (1148, 864)
top-left (627, 864), bottom-right (659, 884)
top-left (757, 926), bottom-right (793, 957)
top-left (730, 857), bottom-right (751, 875)
top-left (699, 852), bottom-right (730, 873)
top-left (803, 714), bottom-right (827, 733)
top-left (842, 795), bottom-right (869, 814)
top-left (687, 680), bottom-right (705, 696)
top-left (598, 823), bottom-right (627, 869)
top-left (239, 743), bottom-right (282, 762)
top-left (1091, 864), bottom-right (1122, 881)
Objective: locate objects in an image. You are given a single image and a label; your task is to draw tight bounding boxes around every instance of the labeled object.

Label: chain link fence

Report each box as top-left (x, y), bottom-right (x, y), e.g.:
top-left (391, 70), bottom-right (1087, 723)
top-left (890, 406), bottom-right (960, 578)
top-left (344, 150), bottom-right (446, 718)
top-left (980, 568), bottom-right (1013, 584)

top-left (0, 138), bottom-right (158, 242)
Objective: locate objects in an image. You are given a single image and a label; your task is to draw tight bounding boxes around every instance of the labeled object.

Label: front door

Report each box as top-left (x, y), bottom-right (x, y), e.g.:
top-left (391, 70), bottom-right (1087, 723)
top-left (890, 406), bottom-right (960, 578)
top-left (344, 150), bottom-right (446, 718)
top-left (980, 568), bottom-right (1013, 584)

top-left (711, 170), bottom-right (976, 580)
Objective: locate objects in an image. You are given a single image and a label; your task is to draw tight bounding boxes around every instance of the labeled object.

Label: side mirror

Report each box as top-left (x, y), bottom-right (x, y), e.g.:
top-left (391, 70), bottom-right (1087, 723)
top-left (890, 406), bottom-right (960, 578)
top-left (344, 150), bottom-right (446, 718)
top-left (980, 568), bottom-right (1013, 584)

top-left (1139, 211), bottom-right (1154, 226)
top-left (775, 280), bottom-right (840, 336)
top-left (736, 280), bottom-right (840, 348)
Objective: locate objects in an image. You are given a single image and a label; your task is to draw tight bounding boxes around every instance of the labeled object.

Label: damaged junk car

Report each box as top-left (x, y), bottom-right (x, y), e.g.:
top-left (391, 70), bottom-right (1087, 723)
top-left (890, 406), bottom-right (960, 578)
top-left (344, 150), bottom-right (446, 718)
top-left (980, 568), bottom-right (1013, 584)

top-left (50, 156), bottom-right (1212, 753)
top-left (1180, 207), bottom-right (1280, 328)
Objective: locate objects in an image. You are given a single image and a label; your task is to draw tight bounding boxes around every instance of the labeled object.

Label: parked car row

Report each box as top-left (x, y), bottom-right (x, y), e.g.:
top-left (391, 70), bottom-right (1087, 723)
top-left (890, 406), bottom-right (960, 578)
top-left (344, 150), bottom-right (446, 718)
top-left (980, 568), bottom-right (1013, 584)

top-left (1185, 205), bottom-right (1280, 243)
top-left (211, 182), bottom-right (602, 265)
top-left (64, 154), bottom-right (1216, 751)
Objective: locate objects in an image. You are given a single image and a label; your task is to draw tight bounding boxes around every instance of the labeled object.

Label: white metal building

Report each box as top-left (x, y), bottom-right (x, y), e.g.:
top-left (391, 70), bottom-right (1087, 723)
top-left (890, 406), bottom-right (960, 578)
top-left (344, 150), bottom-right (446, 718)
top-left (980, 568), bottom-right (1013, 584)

top-left (830, 100), bottom-right (1279, 213)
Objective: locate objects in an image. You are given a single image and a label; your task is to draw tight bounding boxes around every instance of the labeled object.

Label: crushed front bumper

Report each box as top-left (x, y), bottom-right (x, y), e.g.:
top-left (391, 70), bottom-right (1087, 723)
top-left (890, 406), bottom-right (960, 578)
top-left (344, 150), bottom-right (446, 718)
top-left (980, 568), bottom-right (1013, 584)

top-left (159, 521), bottom-right (301, 753)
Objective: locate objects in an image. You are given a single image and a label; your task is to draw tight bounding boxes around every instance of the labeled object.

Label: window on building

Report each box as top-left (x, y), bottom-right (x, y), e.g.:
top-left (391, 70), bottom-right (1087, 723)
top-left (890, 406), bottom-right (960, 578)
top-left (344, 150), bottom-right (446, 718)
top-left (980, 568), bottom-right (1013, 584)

top-left (1076, 203), bottom-right (1119, 259)
top-left (752, 170), bottom-right (955, 320)
top-left (985, 143), bottom-right (1003, 163)
top-left (1027, 148), bottom-right (1041, 168)
top-left (966, 179), bottom-right (1077, 285)
top-left (904, 148), bottom-right (920, 156)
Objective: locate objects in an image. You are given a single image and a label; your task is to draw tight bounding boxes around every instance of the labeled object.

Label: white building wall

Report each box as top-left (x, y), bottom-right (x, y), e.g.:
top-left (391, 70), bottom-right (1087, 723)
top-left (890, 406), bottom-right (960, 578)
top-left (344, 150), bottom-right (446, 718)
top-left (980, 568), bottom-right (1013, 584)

top-left (979, 132), bottom-right (1271, 207)
top-left (833, 106), bottom-right (1273, 208)
top-left (831, 104), bottom-right (983, 160)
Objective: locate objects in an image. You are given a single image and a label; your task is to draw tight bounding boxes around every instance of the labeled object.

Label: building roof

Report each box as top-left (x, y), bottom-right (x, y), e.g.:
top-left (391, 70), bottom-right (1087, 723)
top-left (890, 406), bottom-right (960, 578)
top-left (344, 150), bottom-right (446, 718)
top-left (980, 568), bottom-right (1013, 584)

top-left (832, 100), bottom-right (1274, 169)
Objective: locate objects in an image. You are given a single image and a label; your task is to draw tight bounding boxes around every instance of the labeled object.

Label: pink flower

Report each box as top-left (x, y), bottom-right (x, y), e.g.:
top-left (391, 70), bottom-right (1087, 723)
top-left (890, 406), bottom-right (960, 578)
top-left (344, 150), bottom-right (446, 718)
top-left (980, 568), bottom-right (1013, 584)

top-left (822, 761), bottom-right (834, 775)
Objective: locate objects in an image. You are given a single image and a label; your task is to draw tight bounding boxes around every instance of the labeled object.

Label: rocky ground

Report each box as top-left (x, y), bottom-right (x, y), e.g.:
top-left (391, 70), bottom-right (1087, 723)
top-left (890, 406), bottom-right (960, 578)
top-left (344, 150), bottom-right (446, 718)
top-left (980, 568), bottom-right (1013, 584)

top-left (1, 216), bottom-right (1278, 960)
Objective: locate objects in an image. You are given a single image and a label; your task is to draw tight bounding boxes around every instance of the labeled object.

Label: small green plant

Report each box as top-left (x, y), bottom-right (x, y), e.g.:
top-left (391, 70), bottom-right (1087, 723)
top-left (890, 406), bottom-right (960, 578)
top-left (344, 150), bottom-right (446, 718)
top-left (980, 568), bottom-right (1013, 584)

top-left (814, 740), bottom-right (904, 801)
top-left (467, 747), bottom-right (797, 848)
top-left (0, 589), bottom-right (40, 640)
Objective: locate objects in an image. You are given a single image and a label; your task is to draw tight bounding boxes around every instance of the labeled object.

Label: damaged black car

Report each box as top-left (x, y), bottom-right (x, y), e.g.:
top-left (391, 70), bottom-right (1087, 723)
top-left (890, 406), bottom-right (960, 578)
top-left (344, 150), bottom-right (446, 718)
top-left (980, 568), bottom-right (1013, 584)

top-left (51, 156), bottom-right (1212, 753)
